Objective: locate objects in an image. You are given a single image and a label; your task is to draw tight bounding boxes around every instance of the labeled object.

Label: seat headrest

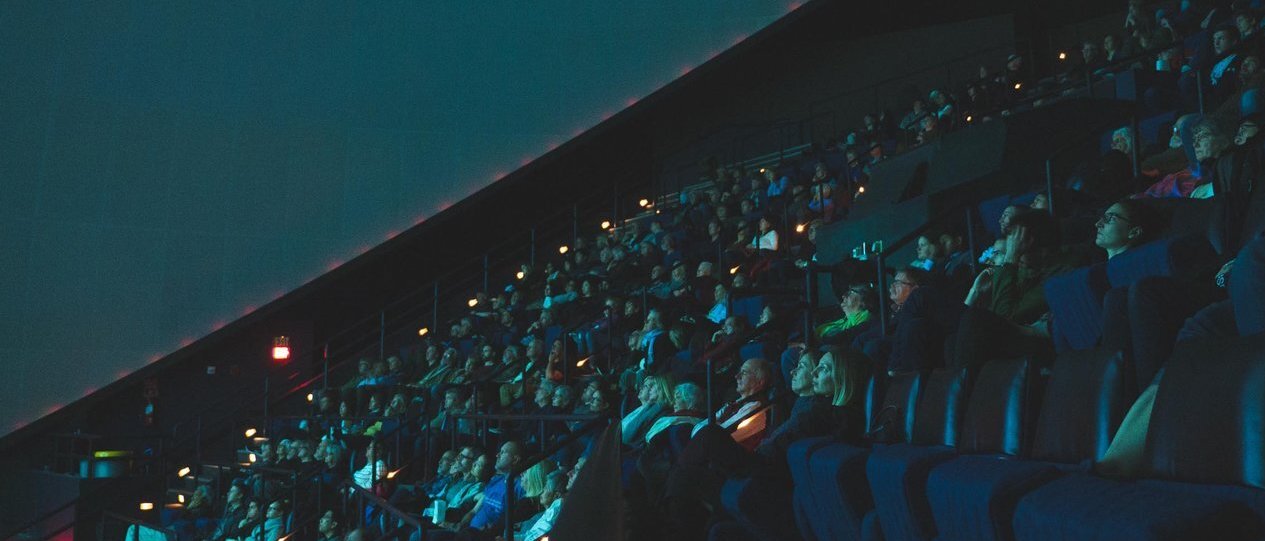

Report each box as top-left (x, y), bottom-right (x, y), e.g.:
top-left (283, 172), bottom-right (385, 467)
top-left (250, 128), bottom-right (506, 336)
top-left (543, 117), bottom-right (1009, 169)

top-left (1032, 348), bottom-right (1131, 463)
top-left (872, 372), bottom-right (923, 444)
top-left (1146, 334), bottom-right (1265, 489)
top-left (960, 358), bottom-right (1038, 456)
top-left (912, 368), bottom-right (970, 447)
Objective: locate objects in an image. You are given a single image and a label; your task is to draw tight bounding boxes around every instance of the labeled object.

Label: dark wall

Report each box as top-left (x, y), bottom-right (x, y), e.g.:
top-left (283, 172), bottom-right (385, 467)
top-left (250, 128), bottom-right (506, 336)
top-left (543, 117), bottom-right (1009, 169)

top-left (0, 0), bottom-right (793, 437)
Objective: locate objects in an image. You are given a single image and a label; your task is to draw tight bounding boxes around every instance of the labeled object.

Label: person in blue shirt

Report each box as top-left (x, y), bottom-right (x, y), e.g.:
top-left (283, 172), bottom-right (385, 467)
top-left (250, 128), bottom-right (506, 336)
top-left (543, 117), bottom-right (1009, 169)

top-left (428, 441), bottom-right (526, 541)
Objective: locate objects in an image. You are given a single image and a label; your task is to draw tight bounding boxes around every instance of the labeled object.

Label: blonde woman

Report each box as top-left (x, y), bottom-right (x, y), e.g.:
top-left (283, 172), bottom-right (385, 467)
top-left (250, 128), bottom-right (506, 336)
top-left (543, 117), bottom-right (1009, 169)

top-left (620, 375), bottom-right (673, 445)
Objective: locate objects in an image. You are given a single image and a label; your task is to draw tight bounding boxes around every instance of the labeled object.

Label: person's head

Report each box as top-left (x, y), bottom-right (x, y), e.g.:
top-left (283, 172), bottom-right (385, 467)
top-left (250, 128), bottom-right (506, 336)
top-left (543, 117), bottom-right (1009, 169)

top-left (357, 357), bottom-right (371, 375)
top-left (758, 215), bottom-right (774, 233)
top-left (988, 239), bottom-right (1007, 267)
top-left (889, 267), bottom-right (928, 306)
top-left (696, 261), bottom-right (714, 278)
top-left (722, 315), bottom-right (748, 336)
top-left (227, 483), bottom-right (244, 504)
top-left (470, 452), bottom-right (495, 482)
top-left (535, 379), bottom-right (558, 408)
top-left (1193, 117), bottom-right (1234, 161)
top-left (929, 89), bottom-right (947, 106)
top-left (1006, 53), bottom-right (1023, 71)
top-left (495, 441), bottom-right (523, 474)
top-left (1096, 200), bottom-right (1160, 258)
top-left (436, 450), bottom-right (457, 477)
top-left (1237, 11), bottom-right (1257, 37)
top-left (551, 385), bottom-right (573, 409)
top-left (1029, 193), bottom-right (1048, 210)
top-left (323, 444), bottom-right (343, 468)
top-left (245, 499), bottom-right (263, 520)
top-left (938, 231), bottom-right (964, 255)
top-left (1171, 114), bottom-right (1198, 149)
top-left (318, 510), bottom-right (340, 536)
top-left (735, 358), bottom-right (772, 398)
top-left (1111, 127), bottom-right (1133, 155)
top-left (713, 282), bottom-right (729, 303)
top-left (266, 499), bottom-right (287, 520)
top-left (1214, 26), bottom-right (1240, 56)
top-left (915, 235), bottom-right (940, 261)
top-left (1236, 114), bottom-right (1262, 146)
top-left (1103, 34), bottom-right (1118, 54)
top-left (840, 283), bottom-right (877, 316)
top-left (1081, 39), bottom-right (1100, 62)
top-left (999, 205), bottom-right (1022, 234)
top-left (1244, 55), bottom-right (1262, 83)
top-left (642, 375), bottom-right (674, 406)
top-left (520, 459), bottom-right (558, 499)
top-left (673, 382), bottom-right (705, 412)
top-left (814, 349), bottom-right (866, 407)
top-left (790, 350), bottom-right (820, 396)
top-left (541, 471), bottom-right (567, 507)
top-left (387, 393), bottom-right (407, 415)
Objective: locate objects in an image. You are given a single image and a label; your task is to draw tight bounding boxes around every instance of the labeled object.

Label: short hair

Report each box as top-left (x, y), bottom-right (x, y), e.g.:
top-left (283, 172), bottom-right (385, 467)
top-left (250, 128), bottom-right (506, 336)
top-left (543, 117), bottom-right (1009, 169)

top-left (1007, 208), bottom-right (1060, 250)
top-left (897, 266), bottom-right (931, 286)
top-left (1111, 199), bottom-right (1163, 246)
top-left (674, 382), bottom-right (705, 411)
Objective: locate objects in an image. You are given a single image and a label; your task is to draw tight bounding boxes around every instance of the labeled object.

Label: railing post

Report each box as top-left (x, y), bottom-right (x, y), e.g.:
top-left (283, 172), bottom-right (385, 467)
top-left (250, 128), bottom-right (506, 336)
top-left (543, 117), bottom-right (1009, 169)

top-left (530, 228), bottom-right (537, 267)
top-left (1196, 72), bottom-right (1206, 114)
top-left (432, 282), bottom-right (439, 333)
top-left (483, 253), bottom-right (489, 293)
top-left (875, 248), bottom-right (889, 337)
top-left (965, 208), bottom-right (979, 277)
top-left (503, 471), bottom-right (517, 541)
top-left (263, 376), bottom-right (270, 437)
top-left (706, 359), bottom-right (715, 426)
top-left (322, 343), bottom-right (329, 389)
top-left (572, 204), bottom-right (579, 244)
top-left (1045, 158), bottom-right (1057, 217)
top-left (1130, 114), bottom-right (1141, 179)
top-left (803, 264), bottom-right (815, 347)
top-left (379, 310), bottom-right (386, 361)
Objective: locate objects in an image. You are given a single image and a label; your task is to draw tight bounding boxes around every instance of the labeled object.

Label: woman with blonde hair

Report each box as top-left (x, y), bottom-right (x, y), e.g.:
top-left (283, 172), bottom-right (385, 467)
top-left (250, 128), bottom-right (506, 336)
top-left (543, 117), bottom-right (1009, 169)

top-left (519, 459), bottom-right (559, 501)
top-left (620, 375), bottom-right (673, 445)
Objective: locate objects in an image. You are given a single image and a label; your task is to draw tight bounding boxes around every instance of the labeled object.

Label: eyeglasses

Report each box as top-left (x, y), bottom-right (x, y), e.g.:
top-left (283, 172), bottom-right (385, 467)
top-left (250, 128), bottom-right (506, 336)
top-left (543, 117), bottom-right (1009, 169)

top-left (1097, 212), bottom-right (1131, 225)
top-left (889, 279), bottom-right (915, 288)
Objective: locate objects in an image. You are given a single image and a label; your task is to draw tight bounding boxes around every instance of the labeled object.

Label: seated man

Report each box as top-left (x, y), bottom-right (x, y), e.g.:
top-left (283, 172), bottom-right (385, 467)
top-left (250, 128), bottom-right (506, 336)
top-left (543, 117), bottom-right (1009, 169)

top-left (689, 357), bottom-right (773, 450)
top-left (429, 441), bottom-right (526, 541)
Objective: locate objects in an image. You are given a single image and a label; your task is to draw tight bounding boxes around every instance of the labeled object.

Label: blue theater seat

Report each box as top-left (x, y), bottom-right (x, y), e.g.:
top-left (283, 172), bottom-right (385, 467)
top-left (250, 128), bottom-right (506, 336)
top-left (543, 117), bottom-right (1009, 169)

top-left (866, 368), bottom-right (969, 541)
top-left (1011, 335), bottom-right (1265, 540)
top-left (792, 373), bottom-right (922, 541)
top-left (923, 349), bottom-right (1132, 541)
top-left (922, 358), bottom-right (1046, 541)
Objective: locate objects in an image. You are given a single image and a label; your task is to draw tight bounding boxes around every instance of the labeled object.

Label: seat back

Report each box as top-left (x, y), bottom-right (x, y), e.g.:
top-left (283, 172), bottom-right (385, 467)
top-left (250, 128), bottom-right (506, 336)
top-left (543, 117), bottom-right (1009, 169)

top-left (911, 368), bottom-right (970, 447)
top-left (1146, 334), bottom-right (1265, 489)
top-left (1032, 348), bottom-right (1132, 463)
top-left (959, 358), bottom-right (1040, 456)
top-left (871, 372), bottom-right (923, 444)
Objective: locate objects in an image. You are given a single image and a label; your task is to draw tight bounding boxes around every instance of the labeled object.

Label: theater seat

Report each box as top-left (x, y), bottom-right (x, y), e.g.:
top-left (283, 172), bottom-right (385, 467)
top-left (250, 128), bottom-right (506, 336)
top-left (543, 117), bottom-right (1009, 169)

top-left (923, 358), bottom-right (1048, 541)
top-left (792, 373), bottom-right (921, 541)
top-left (719, 474), bottom-right (798, 541)
top-left (924, 349), bottom-right (1131, 541)
top-left (866, 369), bottom-right (969, 541)
top-left (1012, 474), bottom-right (1263, 541)
top-left (1011, 335), bottom-right (1265, 540)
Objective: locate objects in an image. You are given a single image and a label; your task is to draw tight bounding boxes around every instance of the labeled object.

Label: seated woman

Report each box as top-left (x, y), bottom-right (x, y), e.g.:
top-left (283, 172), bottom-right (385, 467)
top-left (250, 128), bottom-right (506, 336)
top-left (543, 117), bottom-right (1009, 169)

top-left (620, 375), bottom-right (673, 446)
top-left (661, 348), bottom-right (867, 540)
top-left (952, 208), bottom-right (1092, 369)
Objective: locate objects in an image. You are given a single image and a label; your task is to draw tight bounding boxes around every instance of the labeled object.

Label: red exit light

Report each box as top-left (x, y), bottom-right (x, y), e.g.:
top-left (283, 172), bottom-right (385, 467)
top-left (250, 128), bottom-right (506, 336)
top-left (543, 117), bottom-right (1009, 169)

top-left (272, 336), bottom-right (290, 361)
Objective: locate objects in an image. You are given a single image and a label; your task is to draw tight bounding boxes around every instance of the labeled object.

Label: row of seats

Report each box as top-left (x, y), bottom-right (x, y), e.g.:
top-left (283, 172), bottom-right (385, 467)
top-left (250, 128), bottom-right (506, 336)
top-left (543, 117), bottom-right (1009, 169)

top-left (721, 332), bottom-right (1265, 541)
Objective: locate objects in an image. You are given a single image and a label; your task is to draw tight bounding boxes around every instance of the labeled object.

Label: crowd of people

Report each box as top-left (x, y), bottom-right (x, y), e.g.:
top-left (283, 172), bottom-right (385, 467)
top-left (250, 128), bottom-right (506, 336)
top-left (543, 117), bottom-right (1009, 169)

top-left (145, 2), bottom-right (1265, 540)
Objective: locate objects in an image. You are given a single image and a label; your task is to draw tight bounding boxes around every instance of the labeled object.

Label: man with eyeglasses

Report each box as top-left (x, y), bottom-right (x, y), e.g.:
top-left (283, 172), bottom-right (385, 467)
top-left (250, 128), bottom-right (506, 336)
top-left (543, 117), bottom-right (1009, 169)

top-left (689, 357), bottom-right (773, 449)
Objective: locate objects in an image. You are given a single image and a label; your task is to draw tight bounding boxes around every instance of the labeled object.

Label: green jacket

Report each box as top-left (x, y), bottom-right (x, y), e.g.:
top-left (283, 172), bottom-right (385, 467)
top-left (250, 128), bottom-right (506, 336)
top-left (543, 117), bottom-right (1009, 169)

top-left (990, 248), bottom-right (1088, 325)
